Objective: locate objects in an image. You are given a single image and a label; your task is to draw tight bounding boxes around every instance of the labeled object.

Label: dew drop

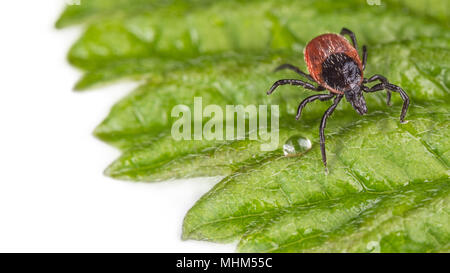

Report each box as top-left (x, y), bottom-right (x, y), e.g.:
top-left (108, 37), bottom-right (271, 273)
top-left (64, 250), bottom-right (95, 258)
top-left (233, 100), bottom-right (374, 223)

top-left (283, 135), bottom-right (312, 157)
top-left (366, 241), bottom-right (380, 253)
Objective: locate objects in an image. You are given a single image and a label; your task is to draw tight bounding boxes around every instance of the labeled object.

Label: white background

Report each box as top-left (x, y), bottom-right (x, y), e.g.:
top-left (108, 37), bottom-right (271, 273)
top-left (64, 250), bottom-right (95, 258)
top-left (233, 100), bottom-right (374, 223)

top-left (0, 1), bottom-right (235, 252)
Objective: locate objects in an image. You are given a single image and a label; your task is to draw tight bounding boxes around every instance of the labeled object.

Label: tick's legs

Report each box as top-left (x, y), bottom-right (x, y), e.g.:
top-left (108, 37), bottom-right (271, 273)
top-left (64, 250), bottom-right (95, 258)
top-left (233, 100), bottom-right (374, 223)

top-left (364, 74), bottom-right (392, 105)
top-left (363, 81), bottom-right (410, 123)
top-left (340, 28), bottom-right (358, 51)
top-left (296, 94), bottom-right (335, 120)
top-left (274, 64), bottom-right (315, 82)
top-left (267, 79), bottom-right (325, 95)
top-left (320, 95), bottom-right (343, 169)
top-left (341, 27), bottom-right (367, 68)
top-left (362, 45), bottom-right (368, 70)
top-left (386, 83), bottom-right (409, 122)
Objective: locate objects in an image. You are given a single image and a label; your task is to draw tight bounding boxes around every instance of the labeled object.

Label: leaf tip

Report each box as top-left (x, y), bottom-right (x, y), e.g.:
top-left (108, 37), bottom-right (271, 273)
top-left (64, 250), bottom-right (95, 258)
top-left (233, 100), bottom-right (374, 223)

top-left (54, 20), bottom-right (64, 29)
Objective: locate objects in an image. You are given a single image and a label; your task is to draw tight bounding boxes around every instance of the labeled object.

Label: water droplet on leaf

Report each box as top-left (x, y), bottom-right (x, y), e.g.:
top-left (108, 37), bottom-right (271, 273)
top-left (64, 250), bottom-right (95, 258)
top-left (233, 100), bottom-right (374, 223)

top-left (283, 135), bottom-right (312, 157)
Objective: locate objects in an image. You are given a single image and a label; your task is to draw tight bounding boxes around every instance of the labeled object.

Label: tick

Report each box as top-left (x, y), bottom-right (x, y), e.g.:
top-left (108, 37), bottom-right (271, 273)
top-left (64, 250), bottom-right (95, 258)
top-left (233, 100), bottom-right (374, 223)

top-left (267, 28), bottom-right (409, 169)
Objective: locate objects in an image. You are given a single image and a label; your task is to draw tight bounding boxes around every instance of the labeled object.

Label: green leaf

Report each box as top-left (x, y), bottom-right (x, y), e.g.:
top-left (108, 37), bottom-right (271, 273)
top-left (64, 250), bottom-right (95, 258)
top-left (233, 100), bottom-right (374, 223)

top-left (385, 0), bottom-right (450, 27)
top-left (60, 0), bottom-right (449, 90)
top-left (237, 179), bottom-right (450, 252)
top-left (55, 0), bottom-right (223, 28)
top-left (97, 38), bottom-right (449, 182)
top-left (58, 0), bottom-right (450, 252)
top-left (182, 107), bottom-right (449, 251)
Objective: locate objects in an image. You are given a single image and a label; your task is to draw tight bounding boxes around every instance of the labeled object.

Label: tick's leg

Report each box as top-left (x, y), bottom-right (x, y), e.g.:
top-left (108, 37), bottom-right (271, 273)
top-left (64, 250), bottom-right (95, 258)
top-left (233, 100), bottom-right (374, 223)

top-left (362, 45), bottom-right (368, 70)
top-left (319, 95), bottom-right (343, 169)
top-left (340, 28), bottom-right (358, 51)
top-left (274, 64), bottom-right (315, 82)
top-left (384, 83), bottom-right (409, 123)
top-left (296, 93), bottom-right (335, 120)
top-left (364, 74), bottom-right (392, 105)
top-left (363, 82), bottom-right (410, 123)
top-left (267, 79), bottom-right (325, 95)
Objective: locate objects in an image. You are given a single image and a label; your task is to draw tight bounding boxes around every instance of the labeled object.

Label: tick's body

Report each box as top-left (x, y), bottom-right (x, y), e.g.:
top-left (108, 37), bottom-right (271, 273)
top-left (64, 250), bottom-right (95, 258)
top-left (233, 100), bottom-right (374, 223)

top-left (267, 28), bottom-right (410, 169)
top-left (305, 34), bottom-right (363, 94)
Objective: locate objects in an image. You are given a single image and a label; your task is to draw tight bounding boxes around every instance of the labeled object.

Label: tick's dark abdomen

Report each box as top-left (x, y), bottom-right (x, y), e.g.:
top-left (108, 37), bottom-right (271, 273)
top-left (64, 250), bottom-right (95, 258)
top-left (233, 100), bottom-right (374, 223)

top-left (321, 53), bottom-right (362, 92)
